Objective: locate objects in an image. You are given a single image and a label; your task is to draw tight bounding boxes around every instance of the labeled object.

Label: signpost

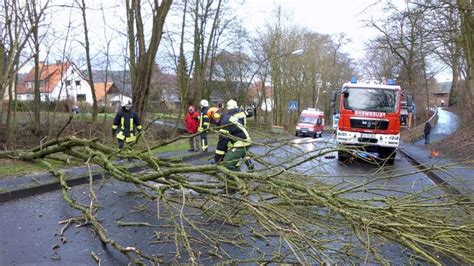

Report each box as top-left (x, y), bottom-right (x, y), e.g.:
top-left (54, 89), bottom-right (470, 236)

top-left (288, 100), bottom-right (298, 112)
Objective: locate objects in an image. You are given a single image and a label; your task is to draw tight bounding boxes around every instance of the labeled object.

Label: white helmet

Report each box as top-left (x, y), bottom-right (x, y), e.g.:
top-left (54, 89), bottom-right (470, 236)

top-left (226, 99), bottom-right (238, 110)
top-left (121, 98), bottom-right (132, 108)
top-left (199, 99), bottom-right (209, 108)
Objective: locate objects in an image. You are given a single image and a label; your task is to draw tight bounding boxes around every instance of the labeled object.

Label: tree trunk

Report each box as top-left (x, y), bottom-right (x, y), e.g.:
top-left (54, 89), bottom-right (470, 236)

top-left (28, 0), bottom-right (43, 136)
top-left (128, 0), bottom-right (173, 121)
top-left (79, 0), bottom-right (98, 122)
top-left (457, 0), bottom-right (474, 112)
top-left (32, 30), bottom-right (41, 135)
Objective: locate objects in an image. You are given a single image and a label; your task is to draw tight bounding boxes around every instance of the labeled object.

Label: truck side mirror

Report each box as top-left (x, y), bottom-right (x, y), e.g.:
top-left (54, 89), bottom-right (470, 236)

top-left (330, 91), bottom-right (337, 108)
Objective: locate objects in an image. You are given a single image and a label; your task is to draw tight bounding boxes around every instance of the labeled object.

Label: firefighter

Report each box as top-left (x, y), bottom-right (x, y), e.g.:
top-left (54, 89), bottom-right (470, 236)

top-left (213, 99), bottom-right (252, 171)
top-left (112, 99), bottom-right (142, 149)
top-left (207, 106), bottom-right (221, 125)
top-left (197, 99), bottom-right (210, 152)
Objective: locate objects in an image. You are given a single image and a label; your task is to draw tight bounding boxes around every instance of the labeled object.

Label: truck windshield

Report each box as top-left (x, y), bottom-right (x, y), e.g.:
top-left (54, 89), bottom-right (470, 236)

top-left (343, 87), bottom-right (399, 113)
top-left (299, 116), bottom-right (319, 124)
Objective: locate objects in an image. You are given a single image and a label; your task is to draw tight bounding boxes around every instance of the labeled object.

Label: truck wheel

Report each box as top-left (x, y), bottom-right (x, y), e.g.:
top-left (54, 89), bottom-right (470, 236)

top-left (313, 133), bottom-right (317, 138)
top-left (387, 152), bottom-right (396, 165)
top-left (379, 148), bottom-right (396, 165)
top-left (338, 150), bottom-right (349, 161)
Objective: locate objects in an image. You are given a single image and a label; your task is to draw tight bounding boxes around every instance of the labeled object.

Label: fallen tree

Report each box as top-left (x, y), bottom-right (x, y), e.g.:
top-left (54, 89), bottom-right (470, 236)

top-left (1, 135), bottom-right (473, 264)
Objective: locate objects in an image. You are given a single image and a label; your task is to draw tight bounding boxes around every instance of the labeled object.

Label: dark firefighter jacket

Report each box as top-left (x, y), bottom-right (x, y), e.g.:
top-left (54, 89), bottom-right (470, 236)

top-left (214, 108), bottom-right (251, 162)
top-left (198, 107), bottom-right (210, 132)
top-left (112, 109), bottom-right (143, 143)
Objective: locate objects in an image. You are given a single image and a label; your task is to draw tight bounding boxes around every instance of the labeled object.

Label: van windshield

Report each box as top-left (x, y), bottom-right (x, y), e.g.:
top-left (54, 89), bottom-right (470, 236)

top-left (299, 116), bottom-right (320, 124)
top-left (343, 87), bottom-right (399, 113)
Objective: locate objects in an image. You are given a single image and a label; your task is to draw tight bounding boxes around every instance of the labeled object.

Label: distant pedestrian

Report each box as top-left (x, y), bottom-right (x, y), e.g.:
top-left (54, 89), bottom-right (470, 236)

top-left (185, 105), bottom-right (200, 151)
top-left (441, 99), bottom-right (445, 107)
top-left (112, 99), bottom-right (142, 149)
top-left (424, 121), bottom-right (431, 145)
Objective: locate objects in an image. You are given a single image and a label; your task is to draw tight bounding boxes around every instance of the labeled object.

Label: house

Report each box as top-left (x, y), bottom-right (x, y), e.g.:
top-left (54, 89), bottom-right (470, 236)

top-left (247, 81), bottom-right (273, 111)
top-left (431, 81), bottom-right (451, 107)
top-left (93, 82), bottom-right (131, 109)
top-left (15, 61), bottom-right (94, 104)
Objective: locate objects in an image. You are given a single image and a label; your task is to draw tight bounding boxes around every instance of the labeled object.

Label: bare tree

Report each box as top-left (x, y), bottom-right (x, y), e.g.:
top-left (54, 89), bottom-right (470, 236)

top-left (0, 0), bottom-right (34, 145)
top-left (126, 0), bottom-right (173, 121)
top-left (26, 0), bottom-right (50, 135)
top-left (456, 0), bottom-right (474, 111)
top-left (76, 0), bottom-right (97, 122)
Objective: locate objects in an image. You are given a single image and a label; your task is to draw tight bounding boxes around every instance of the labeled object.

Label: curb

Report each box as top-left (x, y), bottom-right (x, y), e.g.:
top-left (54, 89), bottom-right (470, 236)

top-left (398, 146), bottom-right (462, 196)
top-left (0, 149), bottom-right (213, 203)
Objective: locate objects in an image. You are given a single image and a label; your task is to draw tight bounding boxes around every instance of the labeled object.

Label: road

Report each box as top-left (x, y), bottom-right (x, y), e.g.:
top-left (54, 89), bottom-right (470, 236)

top-left (0, 110), bottom-right (460, 265)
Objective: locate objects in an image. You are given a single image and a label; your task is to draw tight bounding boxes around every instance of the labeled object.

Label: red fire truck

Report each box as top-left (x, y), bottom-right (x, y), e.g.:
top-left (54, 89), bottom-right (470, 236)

top-left (330, 78), bottom-right (412, 165)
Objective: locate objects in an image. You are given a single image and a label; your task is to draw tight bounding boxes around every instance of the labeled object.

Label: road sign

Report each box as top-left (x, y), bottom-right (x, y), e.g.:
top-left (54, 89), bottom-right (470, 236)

top-left (288, 100), bottom-right (298, 111)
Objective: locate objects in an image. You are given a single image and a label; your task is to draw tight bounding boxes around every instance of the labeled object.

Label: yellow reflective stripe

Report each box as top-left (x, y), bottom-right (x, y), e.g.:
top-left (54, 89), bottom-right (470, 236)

top-left (235, 112), bottom-right (246, 119)
top-left (125, 135), bottom-right (137, 142)
top-left (137, 125), bottom-right (142, 130)
top-left (117, 132), bottom-right (125, 140)
top-left (130, 118), bottom-right (134, 130)
top-left (229, 115), bottom-right (251, 141)
top-left (215, 149), bottom-right (225, 155)
top-left (219, 129), bottom-right (229, 134)
top-left (121, 117), bottom-right (124, 129)
top-left (233, 140), bottom-right (250, 147)
top-left (112, 125), bottom-right (118, 129)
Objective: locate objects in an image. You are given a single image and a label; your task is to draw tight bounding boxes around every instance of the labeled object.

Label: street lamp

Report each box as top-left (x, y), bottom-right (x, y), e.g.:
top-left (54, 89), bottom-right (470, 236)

top-left (289, 49), bottom-right (304, 56)
top-left (247, 48), bottom-right (303, 131)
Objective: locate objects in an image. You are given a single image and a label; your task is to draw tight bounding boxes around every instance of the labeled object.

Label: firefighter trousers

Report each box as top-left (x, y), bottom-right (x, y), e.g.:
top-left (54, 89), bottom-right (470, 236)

top-left (223, 146), bottom-right (248, 171)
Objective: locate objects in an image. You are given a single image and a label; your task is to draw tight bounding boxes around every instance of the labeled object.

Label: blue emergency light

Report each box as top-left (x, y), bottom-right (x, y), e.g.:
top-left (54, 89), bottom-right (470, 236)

top-left (351, 77), bottom-right (357, 83)
top-left (387, 79), bottom-right (395, 85)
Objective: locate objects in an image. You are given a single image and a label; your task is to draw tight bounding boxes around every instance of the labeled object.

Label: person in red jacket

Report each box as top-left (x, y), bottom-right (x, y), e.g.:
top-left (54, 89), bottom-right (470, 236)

top-left (185, 105), bottom-right (200, 151)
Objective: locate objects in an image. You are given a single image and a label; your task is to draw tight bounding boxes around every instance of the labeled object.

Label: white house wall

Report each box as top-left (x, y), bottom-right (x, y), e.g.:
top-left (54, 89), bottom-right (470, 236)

top-left (49, 67), bottom-right (92, 104)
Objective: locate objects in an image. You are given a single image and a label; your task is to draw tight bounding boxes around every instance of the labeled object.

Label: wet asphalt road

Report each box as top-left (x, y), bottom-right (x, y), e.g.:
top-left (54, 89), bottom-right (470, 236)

top-left (1, 131), bottom-right (449, 264)
top-left (415, 108), bottom-right (459, 145)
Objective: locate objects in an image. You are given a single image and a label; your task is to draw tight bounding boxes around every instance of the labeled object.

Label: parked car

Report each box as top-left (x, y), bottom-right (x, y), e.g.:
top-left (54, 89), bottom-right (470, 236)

top-left (295, 108), bottom-right (325, 138)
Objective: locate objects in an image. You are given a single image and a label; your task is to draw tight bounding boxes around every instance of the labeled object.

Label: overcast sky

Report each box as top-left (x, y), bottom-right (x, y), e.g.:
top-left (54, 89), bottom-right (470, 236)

top-left (236, 0), bottom-right (384, 60)
top-left (235, 0), bottom-right (451, 81)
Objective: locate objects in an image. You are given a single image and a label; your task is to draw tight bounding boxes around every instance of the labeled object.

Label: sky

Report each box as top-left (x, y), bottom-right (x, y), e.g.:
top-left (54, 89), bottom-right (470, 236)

top-left (236, 0), bottom-right (451, 81)
top-left (236, 0), bottom-right (384, 60)
top-left (22, 0), bottom-right (451, 81)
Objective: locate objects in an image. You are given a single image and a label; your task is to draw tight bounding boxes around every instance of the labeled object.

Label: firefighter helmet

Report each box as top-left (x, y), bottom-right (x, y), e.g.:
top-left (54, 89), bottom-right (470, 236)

top-left (226, 99), bottom-right (238, 110)
top-left (121, 98), bottom-right (132, 108)
top-left (199, 99), bottom-right (209, 108)
top-left (207, 107), bottom-right (220, 121)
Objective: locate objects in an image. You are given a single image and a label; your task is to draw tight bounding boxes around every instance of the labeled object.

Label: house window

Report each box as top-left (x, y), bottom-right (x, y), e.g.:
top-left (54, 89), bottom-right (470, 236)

top-left (77, 94), bottom-right (86, 101)
top-left (75, 80), bottom-right (81, 86)
top-left (65, 80), bottom-right (71, 86)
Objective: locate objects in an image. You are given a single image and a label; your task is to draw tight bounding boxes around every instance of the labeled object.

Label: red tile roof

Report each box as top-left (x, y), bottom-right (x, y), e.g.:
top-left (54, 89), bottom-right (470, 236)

top-left (17, 62), bottom-right (70, 94)
top-left (94, 82), bottom-right (115, 101)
